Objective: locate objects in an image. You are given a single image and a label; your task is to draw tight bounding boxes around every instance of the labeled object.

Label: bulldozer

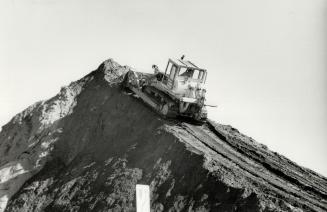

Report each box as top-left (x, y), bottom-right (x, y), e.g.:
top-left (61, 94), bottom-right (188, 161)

top-left (122, 57), bottom-right (212, 123)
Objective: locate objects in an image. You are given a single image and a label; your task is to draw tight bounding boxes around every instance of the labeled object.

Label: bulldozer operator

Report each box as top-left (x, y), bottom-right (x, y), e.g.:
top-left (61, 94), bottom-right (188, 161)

top-left (152, 64), bottom-right (164, 81)
top-left (180, 69), bottom-right (194, 78)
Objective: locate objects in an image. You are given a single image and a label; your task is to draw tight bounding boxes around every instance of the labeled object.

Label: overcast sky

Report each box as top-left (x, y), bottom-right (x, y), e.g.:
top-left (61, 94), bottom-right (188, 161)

top-left (0, 0), bottom-right (326, 176)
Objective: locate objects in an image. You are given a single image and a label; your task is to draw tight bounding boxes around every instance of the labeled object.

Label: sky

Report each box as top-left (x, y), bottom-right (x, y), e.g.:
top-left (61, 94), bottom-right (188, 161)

top-left (0, 0), bottom-right (326, 176)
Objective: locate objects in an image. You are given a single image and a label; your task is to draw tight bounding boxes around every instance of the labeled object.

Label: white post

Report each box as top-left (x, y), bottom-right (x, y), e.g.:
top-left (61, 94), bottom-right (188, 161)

top-left (136, 184), bottom-right (150, 212)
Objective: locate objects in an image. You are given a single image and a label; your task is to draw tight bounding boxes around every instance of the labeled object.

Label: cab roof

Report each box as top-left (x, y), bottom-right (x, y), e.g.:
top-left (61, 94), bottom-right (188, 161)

top-left (169, 58), bottom-right (206, 71)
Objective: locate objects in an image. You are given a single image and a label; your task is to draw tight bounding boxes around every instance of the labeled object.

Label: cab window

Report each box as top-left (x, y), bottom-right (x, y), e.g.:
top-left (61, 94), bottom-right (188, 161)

top-left (169, 65), bottom-right (177, 80)
top-left (165, 62), bottom-right (172, 76)
top-left (179, 68), bottom-right (194, 78)
top-left (193, 70), bottom-right (200, 80)
top-left (179, 68), bottom-right (205, 81)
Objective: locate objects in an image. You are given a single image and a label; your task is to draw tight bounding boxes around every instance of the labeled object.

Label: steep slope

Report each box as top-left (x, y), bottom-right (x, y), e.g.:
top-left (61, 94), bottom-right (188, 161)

top-left (0, 59), bottom-right (326, 212)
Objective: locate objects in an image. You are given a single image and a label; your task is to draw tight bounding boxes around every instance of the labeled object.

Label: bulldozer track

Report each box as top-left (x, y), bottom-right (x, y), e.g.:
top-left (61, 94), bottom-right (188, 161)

top-left (177, 121), bottom-right (327, 211)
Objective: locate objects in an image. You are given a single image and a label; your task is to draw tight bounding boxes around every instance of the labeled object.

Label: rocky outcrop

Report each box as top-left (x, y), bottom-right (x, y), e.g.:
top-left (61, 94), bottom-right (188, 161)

top-left (0, 59), bottom-right (326, 211)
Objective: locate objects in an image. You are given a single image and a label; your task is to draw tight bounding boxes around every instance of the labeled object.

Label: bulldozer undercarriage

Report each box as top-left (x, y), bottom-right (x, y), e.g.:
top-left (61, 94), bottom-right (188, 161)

top-left (142, 86), bottom-right (178, 118)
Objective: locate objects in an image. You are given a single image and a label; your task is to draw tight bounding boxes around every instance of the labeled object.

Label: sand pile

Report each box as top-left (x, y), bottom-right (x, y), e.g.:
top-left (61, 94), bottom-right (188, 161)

top-left (0, 59), bottom-right (326, 211)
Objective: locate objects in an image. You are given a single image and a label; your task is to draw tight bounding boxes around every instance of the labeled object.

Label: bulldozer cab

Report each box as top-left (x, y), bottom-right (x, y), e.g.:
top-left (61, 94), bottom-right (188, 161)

top-left (162, 58), bottom-right (207, 90)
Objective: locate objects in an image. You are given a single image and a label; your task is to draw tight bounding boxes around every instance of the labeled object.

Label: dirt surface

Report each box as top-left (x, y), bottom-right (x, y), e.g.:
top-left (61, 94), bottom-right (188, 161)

top-left (0, 59), bottom-right (326, 211)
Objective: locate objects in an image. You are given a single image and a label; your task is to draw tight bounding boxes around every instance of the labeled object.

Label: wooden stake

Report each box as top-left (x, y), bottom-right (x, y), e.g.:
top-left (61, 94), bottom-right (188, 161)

top-left (136, 184), bottom-right (150, 212)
